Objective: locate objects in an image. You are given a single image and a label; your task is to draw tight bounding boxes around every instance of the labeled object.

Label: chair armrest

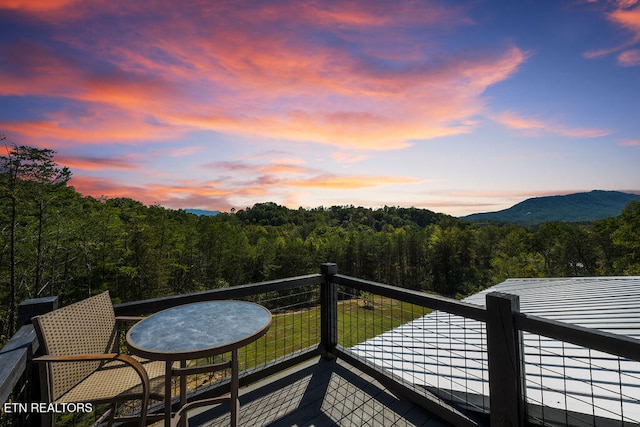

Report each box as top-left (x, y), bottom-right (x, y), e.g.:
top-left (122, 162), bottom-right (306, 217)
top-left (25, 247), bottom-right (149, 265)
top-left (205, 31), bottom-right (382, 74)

top-left (33, 353), bottom-right (151, 384)
top-left (33, 353), bottom-right (151, 425)
top-left (116, 316), bottom-right (146, 323)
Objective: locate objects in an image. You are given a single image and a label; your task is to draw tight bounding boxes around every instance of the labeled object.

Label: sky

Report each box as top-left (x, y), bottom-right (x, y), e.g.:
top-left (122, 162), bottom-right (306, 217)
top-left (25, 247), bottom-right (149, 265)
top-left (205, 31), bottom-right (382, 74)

top-left (1, 0), bottom-right (639, 217)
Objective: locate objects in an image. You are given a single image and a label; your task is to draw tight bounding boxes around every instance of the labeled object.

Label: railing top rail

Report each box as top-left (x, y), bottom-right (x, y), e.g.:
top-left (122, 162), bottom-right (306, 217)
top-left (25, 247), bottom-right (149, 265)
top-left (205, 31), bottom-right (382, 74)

top-left (1, 296), bottom-right (57, 406)
top-left (114, 273), bottom-right (323, 316)
top-left (331, 274), bottom-right (487, 322)
top-left (0, 324), bottom-right (39, 405)
top-left (515, 312), bottom-right (640, 362)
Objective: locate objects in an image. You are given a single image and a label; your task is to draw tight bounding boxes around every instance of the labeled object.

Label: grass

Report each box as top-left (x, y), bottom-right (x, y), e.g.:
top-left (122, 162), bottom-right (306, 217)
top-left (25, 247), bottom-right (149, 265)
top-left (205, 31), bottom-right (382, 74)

top-left (337, 296), bottom-right (431, 348)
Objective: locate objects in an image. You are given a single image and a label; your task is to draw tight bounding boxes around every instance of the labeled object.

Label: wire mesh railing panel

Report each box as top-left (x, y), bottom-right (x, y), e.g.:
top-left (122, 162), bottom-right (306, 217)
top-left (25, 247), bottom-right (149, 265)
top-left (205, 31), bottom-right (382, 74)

top-left (0, 373), bottom-right (33, 427)
top-left (523, 331), bottom-right (640, 426)
top-left (337, 286), bottom-right (490, 414)
top-left (185, 286), bottom-right (321, 395)
top-left (240, 286), bottom-right (321, 369)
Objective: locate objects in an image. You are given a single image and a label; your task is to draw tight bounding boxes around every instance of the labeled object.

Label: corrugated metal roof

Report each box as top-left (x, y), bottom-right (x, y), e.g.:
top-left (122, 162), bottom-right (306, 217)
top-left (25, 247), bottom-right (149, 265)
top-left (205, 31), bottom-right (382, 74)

top-left (466, 277), bottom-right (640, 337)
top-left (350, 277), bottom-right (640, 425)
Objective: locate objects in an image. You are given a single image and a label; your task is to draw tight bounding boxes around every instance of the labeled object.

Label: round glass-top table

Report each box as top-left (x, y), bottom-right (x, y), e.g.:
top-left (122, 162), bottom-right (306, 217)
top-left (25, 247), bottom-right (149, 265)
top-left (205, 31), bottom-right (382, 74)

top-left (126, 300), bottom-right (272, 427)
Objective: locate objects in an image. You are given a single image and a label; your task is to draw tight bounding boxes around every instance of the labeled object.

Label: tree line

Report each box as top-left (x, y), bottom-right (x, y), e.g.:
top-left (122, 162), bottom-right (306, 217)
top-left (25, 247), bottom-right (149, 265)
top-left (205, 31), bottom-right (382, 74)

top-left (1, 144), bottom-right (639, 341)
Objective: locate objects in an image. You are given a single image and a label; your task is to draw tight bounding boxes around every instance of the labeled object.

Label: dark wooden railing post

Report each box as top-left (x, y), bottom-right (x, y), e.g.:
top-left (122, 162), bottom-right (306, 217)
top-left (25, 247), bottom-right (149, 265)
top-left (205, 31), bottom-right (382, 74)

top-left (320, 263), bottom-right (338, 358)
top-left (17, 296), bottom-right (59, 327)
top-left (486, 292), bottom-right (525, 427)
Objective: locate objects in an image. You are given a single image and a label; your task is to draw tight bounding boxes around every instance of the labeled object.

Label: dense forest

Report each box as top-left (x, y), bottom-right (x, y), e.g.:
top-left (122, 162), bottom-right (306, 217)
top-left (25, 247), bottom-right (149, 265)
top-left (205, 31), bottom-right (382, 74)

top-left (1, 144), bottom-right (639, 342)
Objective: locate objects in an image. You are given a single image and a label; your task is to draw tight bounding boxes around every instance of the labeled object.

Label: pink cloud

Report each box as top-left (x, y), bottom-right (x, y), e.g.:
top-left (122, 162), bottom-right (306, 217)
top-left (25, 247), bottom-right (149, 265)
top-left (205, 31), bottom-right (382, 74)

top-left (584, 4), bottom-right (640, 65)
top-left (70, 175), bottom-right (235, 210)
top-left (618, 48), bottom-right (640, 65)
top-left (164, 41), bottom-right (522, 151)
top-left (0, 115), bottom-right (184, 148)
top-left (331, 151), bottom-right (369, 164)
top-left (492, 111), bottom-right (610, 138)
top-left (610, 6), bottom-right (640, 42)
top-left (198, 160), bottom-right (422, 201)
top-left (294, 1), bottom-right (463, 28)
top-left (153, 146), bottom-right (206, 157)
top-left (289, 175), bottom-right (420, 190)
top-left (0, 0), bottom-right (79, 11)
top-left (491, 112), bottom-right (546, 132)
top-left (269, 156), bottom-right (306, 166)
top-left (1, 0), bottom-right (527, 151)
top-left (69, 176), bottom-right (144, 199)
top-left (57, 155), bottom-right (137, 171)
top-left (620, 139), bottom-right (640, 146)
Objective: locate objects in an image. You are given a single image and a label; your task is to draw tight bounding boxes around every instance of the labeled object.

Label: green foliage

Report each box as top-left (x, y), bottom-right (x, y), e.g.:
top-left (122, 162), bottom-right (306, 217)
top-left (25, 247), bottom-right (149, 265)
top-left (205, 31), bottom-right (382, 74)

top-left (612, 201), bottom-right (640, 274)
top-left (0, 143), bottom-right (72, 336)
top-left (1, 144), bottom-right (640, 343)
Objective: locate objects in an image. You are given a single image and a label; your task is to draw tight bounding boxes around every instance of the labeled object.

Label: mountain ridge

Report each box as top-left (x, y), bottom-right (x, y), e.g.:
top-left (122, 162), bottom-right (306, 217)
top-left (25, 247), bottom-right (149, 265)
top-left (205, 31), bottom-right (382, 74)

top-left (185, 208), bottom-right (220, 216)
top-left (462, 190), bottom-right (640, 225)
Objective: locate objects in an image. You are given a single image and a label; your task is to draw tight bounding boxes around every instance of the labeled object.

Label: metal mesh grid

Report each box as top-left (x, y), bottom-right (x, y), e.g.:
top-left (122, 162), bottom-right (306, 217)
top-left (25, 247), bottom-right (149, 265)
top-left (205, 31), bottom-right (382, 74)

top-left (181, 286), bottom-right (321, 396)
top-left (523, 332), bottom-right (640, 426)
top-left (337, 286), bottom-right (490, 414)
top-left (0, 373), bottom-right (32, 427)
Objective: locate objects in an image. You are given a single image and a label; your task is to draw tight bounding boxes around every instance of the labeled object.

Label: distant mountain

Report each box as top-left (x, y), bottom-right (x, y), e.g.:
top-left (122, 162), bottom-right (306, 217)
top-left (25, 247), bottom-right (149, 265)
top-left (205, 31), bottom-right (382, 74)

top-left (462, 190), bottom-right (640, 225)
top-left (185, 209), bottom-right (220, 216)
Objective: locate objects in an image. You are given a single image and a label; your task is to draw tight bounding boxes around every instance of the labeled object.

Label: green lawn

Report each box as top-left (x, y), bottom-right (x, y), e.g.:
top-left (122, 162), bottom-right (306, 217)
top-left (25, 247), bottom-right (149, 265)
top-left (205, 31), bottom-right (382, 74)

top-left (337, 297), bottom-right (431, 348)
top-left (235, 297), bottom-right (430, 369)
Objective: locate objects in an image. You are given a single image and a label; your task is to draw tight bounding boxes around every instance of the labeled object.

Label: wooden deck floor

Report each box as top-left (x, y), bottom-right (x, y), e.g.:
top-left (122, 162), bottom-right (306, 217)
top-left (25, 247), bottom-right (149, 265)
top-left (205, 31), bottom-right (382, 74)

top-left (185, 357), bottom-right (452, 427)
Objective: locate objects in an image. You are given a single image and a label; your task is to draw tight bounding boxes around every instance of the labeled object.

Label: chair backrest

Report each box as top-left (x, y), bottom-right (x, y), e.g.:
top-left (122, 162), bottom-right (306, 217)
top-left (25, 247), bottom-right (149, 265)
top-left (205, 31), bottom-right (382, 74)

top-left (32, 291), bottom-right (118, 401)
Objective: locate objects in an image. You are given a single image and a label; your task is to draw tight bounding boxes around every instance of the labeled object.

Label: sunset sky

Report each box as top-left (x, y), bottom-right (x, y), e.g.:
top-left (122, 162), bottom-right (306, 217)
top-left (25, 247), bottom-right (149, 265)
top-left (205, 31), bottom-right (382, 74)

top-left (1, 0), bottom-right (639, 216)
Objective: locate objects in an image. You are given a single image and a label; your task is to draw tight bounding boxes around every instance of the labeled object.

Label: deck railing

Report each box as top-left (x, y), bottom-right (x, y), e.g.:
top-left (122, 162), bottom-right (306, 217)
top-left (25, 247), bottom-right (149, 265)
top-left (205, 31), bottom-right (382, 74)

top-left (2, 263), bottom-right (640, 427)
top-left (327, 272), bottom-right (640, 427)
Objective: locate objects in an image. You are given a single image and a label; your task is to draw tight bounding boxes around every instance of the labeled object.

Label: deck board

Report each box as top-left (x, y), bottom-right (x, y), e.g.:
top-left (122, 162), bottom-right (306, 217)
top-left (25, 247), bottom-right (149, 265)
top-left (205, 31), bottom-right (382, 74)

top-left (186, 357), bottom-right (452, 427)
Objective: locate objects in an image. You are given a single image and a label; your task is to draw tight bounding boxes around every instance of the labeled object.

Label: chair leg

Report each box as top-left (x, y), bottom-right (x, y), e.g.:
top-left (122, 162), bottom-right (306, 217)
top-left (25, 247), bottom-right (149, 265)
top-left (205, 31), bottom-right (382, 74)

top-left (108, 402), bottom-right (116, 426)
top-left (139, 401), bottom-right (148, 427)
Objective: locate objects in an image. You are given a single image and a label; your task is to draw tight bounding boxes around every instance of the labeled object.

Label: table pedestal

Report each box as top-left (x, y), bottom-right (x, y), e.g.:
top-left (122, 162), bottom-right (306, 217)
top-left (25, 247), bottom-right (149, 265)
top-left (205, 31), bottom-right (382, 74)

top-left (164, 349), bottom-right (241, 427)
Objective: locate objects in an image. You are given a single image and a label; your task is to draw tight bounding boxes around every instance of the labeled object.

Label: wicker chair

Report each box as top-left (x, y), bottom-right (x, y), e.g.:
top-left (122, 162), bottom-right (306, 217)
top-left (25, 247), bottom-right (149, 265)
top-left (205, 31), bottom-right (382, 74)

top-left (32, 291), bottom-right (166, 426)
